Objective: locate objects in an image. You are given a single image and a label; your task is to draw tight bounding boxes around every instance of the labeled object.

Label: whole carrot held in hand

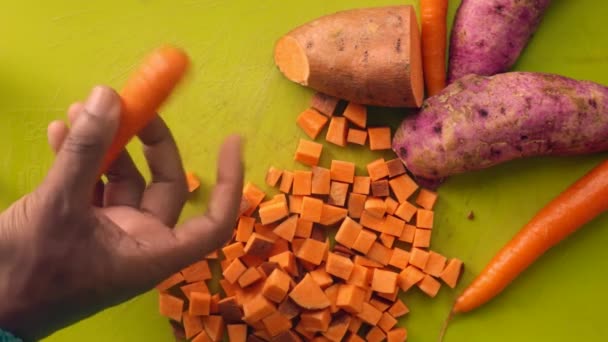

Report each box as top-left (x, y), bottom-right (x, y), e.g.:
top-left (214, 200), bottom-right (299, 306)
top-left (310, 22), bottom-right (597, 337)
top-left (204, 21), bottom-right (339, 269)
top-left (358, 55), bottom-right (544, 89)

top-left (457, 159), bottom-right (608, 312)
top-left (420, 0), bottom-right (448, 96)
top-left (100, 45), bottom-right (190, 173)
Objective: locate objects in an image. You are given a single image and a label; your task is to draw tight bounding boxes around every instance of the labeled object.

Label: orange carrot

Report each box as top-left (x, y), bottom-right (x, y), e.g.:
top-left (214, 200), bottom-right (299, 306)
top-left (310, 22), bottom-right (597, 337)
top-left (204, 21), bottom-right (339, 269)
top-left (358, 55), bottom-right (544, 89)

top-left (440, 258), bottom-right (463, 289)
top-left (186, 171), bottom-right (201, 192)
top-left (454, 160), bottom-right (608, 314)
top-left (101, 46), bottom-right (189, 173)
top-left (420, 0), bottom-right (448, 96)
top-left (424, 251), bottom-right (447, 277)
top-left (296, 108), bottom-right (329, 139)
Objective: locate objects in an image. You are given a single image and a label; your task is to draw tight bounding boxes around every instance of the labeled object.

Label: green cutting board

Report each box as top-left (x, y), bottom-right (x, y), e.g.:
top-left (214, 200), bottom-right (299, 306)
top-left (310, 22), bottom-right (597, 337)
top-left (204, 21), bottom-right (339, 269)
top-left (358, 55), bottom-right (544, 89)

top-left (2, 1), bottom-right (608, 341)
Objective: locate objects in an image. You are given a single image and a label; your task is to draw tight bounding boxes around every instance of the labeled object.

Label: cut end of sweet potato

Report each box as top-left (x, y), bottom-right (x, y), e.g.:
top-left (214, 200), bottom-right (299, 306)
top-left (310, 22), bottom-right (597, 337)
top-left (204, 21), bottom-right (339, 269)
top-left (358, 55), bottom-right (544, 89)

top-left (274, 36), bottom-right (310, 85)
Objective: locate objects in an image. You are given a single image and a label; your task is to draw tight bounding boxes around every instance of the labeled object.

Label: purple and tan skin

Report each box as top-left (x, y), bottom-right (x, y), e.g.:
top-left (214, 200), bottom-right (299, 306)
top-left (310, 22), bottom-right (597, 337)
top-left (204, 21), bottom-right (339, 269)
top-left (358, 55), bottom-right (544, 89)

top-left (0, 86), bottom-right (244, 341)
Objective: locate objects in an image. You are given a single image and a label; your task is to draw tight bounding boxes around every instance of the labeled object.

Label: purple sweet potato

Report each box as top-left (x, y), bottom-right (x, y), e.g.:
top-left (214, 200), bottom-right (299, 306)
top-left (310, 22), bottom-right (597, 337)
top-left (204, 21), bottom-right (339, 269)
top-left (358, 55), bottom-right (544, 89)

top-left (448, 0), bottom-right (551, 83)
top-left (393, 72), bottom-right (608, 179)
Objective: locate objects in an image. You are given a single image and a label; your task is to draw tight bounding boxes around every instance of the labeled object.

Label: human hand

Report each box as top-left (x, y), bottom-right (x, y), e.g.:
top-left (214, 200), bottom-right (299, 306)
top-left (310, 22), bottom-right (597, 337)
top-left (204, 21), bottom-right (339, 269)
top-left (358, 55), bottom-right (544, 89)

top-left (0, 86), bottom-right (243, 341)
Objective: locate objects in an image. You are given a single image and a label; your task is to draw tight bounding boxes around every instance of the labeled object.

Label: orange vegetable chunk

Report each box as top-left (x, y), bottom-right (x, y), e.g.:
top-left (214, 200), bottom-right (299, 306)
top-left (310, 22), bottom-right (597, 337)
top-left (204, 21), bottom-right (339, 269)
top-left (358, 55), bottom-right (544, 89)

top-left (357, 302), bottom-right (383, 325)
top-left (330, 160), bottom-right (356, 183)
top-left (238, 267), bottom-right (264, 288)
top-left (186, 172), bottom-right (201, 192)
top-left (227, 324), bottom-right (247, 342)
top-left (439, 258), bottom-right (463, 288)
top-left (383, 215), bottom-right (405, 237)
top-left (352, 229), bottom-right (377, 254)
top-left (336, 284), bottom-right (366, 313)
top-left (311, 92), bottom-right (339, 116)
top-left (243, 293), bottom-right (276, 322)
top-left (328, 181), bottom-right (349, 206)
top-left (292, 170), bottom-right (312, 196)
top-left (416, 188), bottom-right (438, 210)
top-left (385, 158), bottom-right (406, 178)
top-left (409, 248), bottom-right (430, 269)
top-left (274, 215), bottom-right (298, 242)
top-left (326, 252), bottom-right (355, 280)
top-left (301, 196), bottom-right (324, 223)
top-left (343, 102), bottom-right (367, 128)
top-left (190, 291), bottom-right (212, 316)
top-left (294, 139), bottom-right (323, 166)
top-left (348, 264), bottom-right (371, 288)
top-left (417, 209), bottom-right (434, 229)
top-left (388, 299), bottom-right (410, 318)
top-left (296, 238), bottom-right (327, 265)
top-left (266, 166), bottom-right (283, 187)
top-left (424, 251), bottom-right (447, 277)
top-left (262, 311), bottom-right (293, 337)
top-left (347, 128), bottom-right (368, 145)
top-left (418, 274), bottom-right (441, 297)
top-left (326, 117), bottom-right (348, 146)
top-left (222, 258), bottom-right (247, 284)
top-left (388, 248), bottom-right (410, 270)
top-left (389, 174), bottom-right (419, 203)
top-left (235, 216), bottom-right (255, 243)
top-left (371, 269), bottom-right (399, 294)
top-left (398, 266), bottom-right (425, 292)
top-left (364, 197), bottom-right (386, 218)
top-left (413, 228), bottom-right (432, 248)
top-left (335, 217), bottom-right (363, 249)
top-left (289, 274), bottom-right (331, 310)
top-left (312, 166), bottom-right (331, 195)
top-left (244, 233), bottom-right (275, 259)
top-left (297, 108), bottom-right (329, 139)
top-left (183, 311), bottom-right (204, 339)
top-left (300, 308), bottom-right (331, 333)
top-left (347, 193), bottom-right (367, 218)
top-left (279, 170), bottom-right (295, 193)
top-left (387, 327), bottom-right (408, 342)
top-left (259, 201), bottom-right (289, 225)
top-left (159, 293), bottom-right (184, 322)
top-left (367, 158), bottom-right (389, 181)
top-left (368, 127), bottom-right (392, 151)
top-left (377, 312), bottom-right (398, 333)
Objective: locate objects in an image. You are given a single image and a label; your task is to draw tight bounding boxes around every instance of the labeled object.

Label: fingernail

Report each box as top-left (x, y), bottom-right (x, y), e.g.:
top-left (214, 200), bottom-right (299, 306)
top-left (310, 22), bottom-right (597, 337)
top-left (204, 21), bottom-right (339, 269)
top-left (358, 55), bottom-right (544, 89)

top-left (84, 86), bottom-right (116, 117)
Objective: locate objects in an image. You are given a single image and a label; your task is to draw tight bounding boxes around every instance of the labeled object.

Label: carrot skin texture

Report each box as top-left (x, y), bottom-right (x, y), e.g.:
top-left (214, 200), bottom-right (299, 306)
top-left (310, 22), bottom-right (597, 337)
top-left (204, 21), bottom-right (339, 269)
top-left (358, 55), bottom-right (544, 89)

top-left (420, 0), bottom-right (448, 96)
top-left (101, 46), bottom-right (190, 173)
top-left (455, 160), bottom-right (608, 313)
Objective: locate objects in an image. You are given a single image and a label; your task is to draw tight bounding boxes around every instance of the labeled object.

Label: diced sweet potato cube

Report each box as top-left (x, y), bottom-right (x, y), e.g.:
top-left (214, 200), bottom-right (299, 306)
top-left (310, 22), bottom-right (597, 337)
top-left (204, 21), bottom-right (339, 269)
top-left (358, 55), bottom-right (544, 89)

top-left (262, 311), bottom-right (292, 337)
top-left (366, 158), bottom-right (389, 181)
top-left (440, 258), bottom-right (463, 288)
top-left (326, 252), bottom-right (354, 280)
top-left (222, 242), bottom-right (245, 261)
top-left (386, 327), bottom-right (408, 342)
top-left (296, 238), bottom-right (327, 265)
top-left (366, 242), bottom-right (393, 266)
top-left (223, 258), bottom-right (247, 284)
top-left (347, 193), bottom-right (367, 219)
top-left (300, 308), bottom-right (331, 333)
top-left (352, 229), bottom-right (377, 254)
top-left (330, 160), bottom-right (356, 184)
top-left (335, 217), bottom-right (363, 249)
top-left (347, 128), bottom-right (367, 145)
top-left (359, 210), bottom-right (385, 232)
top-left (190, 292), bottom-right (211, 316)
top-left (296, 108), bottom-right (329, 140)
top-left (398, 266), bottom-right (425, 292)
top-left (382, 215), bottom-right (405, 237)
top-left (418, 274), bottom-right (441, 297)
top-left (300, 196), bottom-right (324, 223)
top-left (295, 218), bottom-right (313, 238)
top-left (312, 166), bottom-right (331, 195)
top-left (389, 175), bottom-right (418, 203)
top-left (289, 274), bottom-right (331, 310)
top-left (357, 302), bottom-right (383, 325)
top-left (235, 216), bottom-right (255, 243)
top-left (387, 299), bottom-right (409, 318)
top-left (319, 204), bottom-right (348, 226)
top-left (326, 117), bottom-right (348, 146)
top-left (416, 188), bottom-right (438, 210)
top-left (394, 201), bottom-right (418, 222)
top-left (292, 170), bottom-right (312, 196)
top-left (243, 294), bottom-right (276, 322)
top-left (352, 176), bottom-right (371, 195)
top-left (266, 166), bottom-right (283, 187)
top-left (385, 158), bottom-right (406, 178)
top-left (409, 248), bottom-right (430, 269)
top-left (417, 209), bottom-right (434, 229)
top-left (368, 127), bottom-right (391, 151)
top-left (274, 215), bottom-right (298, 242)
top-left (218, 297), bottom-right (244, 324)
top-left (413, 228), bottom-right (432, 248)
top-left (364, 197), bottom-right (386, 218)
top-left (343, 102), bottom-right (367, 128)
top-left (279, 170), bottom-right (294, 193)
top-left (399, 224), bottom-right (416, 243)
top-left (159, 293), bottom-right (184, 322)
top-left (295, 139), bottom-right (323, 167)
top-left (388, 248), bottom-right (410, 270)
top-left (371, 180), bottom-right (389, 197)
top-left (336, 284), bottom-right (366, 313)
top-left (371, 269), bottom-right (399, 294)
top-left (347, 264), bottom-right (371, 288)
top-left (384, 197), bottom-right (399, 215)
top-left (311, 92), bottom-right (339, 116)
top-left (328, 181), bottom-right (349, 206)
top-left (244, 233), bottom-right (275, 259)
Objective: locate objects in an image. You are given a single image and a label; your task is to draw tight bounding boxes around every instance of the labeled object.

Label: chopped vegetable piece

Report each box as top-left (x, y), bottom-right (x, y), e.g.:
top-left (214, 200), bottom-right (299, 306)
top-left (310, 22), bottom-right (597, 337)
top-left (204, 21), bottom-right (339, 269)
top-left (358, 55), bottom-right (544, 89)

top-left (274, 215), bottom-right (298, 242)
top-left (295, 218), bottom-right (313, 238)
top-left (366, 326), bottom-right (386, 342)
top-left (394, 201), bottom-right (417, 222)
top-left (301, 196), bottom-right (324, 223)
top-left (335, 217), bottom-right (363, 249)
top-left (352, 229), bottom-right (377, 254)
top-left (382, 215), bottom-right (405, 237)
top-left (186, 171), bottom-right (201, 192)
top-left (289, 195), bottom-right (303, 214)
top-left (347, 128), bottom-right (368, 145)
top-left (347, 193), bottom-right (367, 218)
top-left (348, 264), bottom-right (371, 288)
top-left (326, 252), bottom-right (355, 280)
top-left (366, 242), bottom-right (393, 266)
top-left (379, 233), bottom-right (396, 248)
top-left (368, 127), bottom-right (391, 150)
top-left (439, 258), bottom-right (463, 288)
top-left (190, 292), bottom-right (212, 316)
top-left (416, 189), bottom-right (438, 210)
top-left (238, 267), bottom-right (264, 288)
top-left (242, 183), bottom-right (266, 216)
top-left (259, 201), bottom-right (289, 225)
top-left (266, 167), bottom-right (283, 187)
top-left (227, 324), bottom-right (247, 342)
top-left (326, 117), bottom-right (348, 146)
top-left (289, 274), bottom-right (331, 310)
top-left (295, 238), bottom-right (327, 265)
top-left (418, 274), bottom-right (441, 297)
top-left (323, 313), bottom-right (351, 341)
top-left (357, 302), bottom-right (383, 325)
top-left (244, 233), bottom-right (275, 259)
top-left (413, 228), bottom-right (432, 248)
top-left (388, 248), bottom-right (410, 270)
top-left (236, 216), bottom-right (255, 243)
top-left (398, 266), bottom-right (425, 292)
top-left (359, 210), bottom-right (385, 232)
top-left (399, 224), bottom-right (416, 243)
top-left (292, 170), bottom-right (312, 196)
top-left (319, 204), bottom-right (348, 226)
top-left (312, 166), bottom-right (331, 195)
top-left (222, 243), bottom-right (245, 261)
top-left (371, 269), bottom-right (399, 294)
top-left (377, 312), bottom-right (398, 333)
top-left (364, 197), bottom-right (386, 218)
top-left (343, 103), bottom-right (367, 128)
top-left (336, 284), bottom-right (366, 313)
top-left (352, 176), bottom-right (371, 195)
top-left (223, 258), bottom-right (247, 284)
top-left (371, 180), bottom-right (390, 197)
top-left (424, 251), bottom-right (447, 277)
top-left (311, 92), bottom-right (339, 116)
top-left (388, 299), bottom-right (409, 318)
top-left (409, 248), bottom-right (430, 270)
top-left (262, 311), bottom-right (293, 337)
top-left (278, 298), bottom-right (302, 320)
top-left (387, 327), bottom-right (408, 342)
top-left (328, 181), bottom-right (349, 206)
top-left (385, 159), bottom-right (406, 178)
top-left (367, 158), bottom-right (389, 181)
top-left (294, 139), bottom-right (323, 166)
top-left (279, 170), bottom-right (295, 193)
top-left (384, 197), bottom-right (399, 216)
top-left (243, 294), bottom-right (276, 322)
top-left (156, 272), bottom-right (185, 292)
top-left (182, 282), bottom-right (210, 300)
top-left (310, 267), bottom-right (334, 289)
top-left (300, 308), bottom-right (331, 332)
top-left (183, 311), bottom-right (204, 339)
top-left (159, 293), bottom-right (184, 322)
top-left (330, 160), bottom-right (356, 183)
top-left (325, 284), bottom-right (340, 314)
top-left (297, 108), bottom-right (329, 139)
top-left (389, 174), bottom-right (418, 203)
top-left (417, 209), bottom-right (434, 229)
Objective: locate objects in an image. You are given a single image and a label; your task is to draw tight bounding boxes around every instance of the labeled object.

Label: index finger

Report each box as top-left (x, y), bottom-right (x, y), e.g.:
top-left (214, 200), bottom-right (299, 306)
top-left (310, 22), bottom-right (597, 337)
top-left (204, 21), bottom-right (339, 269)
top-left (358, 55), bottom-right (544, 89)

top-left (172, 135), bottom-right (244, 262)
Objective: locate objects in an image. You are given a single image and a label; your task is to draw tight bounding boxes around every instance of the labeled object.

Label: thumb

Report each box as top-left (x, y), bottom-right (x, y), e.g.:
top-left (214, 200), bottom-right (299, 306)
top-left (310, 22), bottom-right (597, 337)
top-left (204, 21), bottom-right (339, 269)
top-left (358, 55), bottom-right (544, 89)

top-left (45, 86), bottom-right (121, 203)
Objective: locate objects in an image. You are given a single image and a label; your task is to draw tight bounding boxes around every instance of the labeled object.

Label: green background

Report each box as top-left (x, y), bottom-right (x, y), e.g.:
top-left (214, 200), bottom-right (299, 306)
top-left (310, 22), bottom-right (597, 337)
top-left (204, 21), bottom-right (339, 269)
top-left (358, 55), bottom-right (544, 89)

top-left (1, 0), bottom-right (608, 341)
